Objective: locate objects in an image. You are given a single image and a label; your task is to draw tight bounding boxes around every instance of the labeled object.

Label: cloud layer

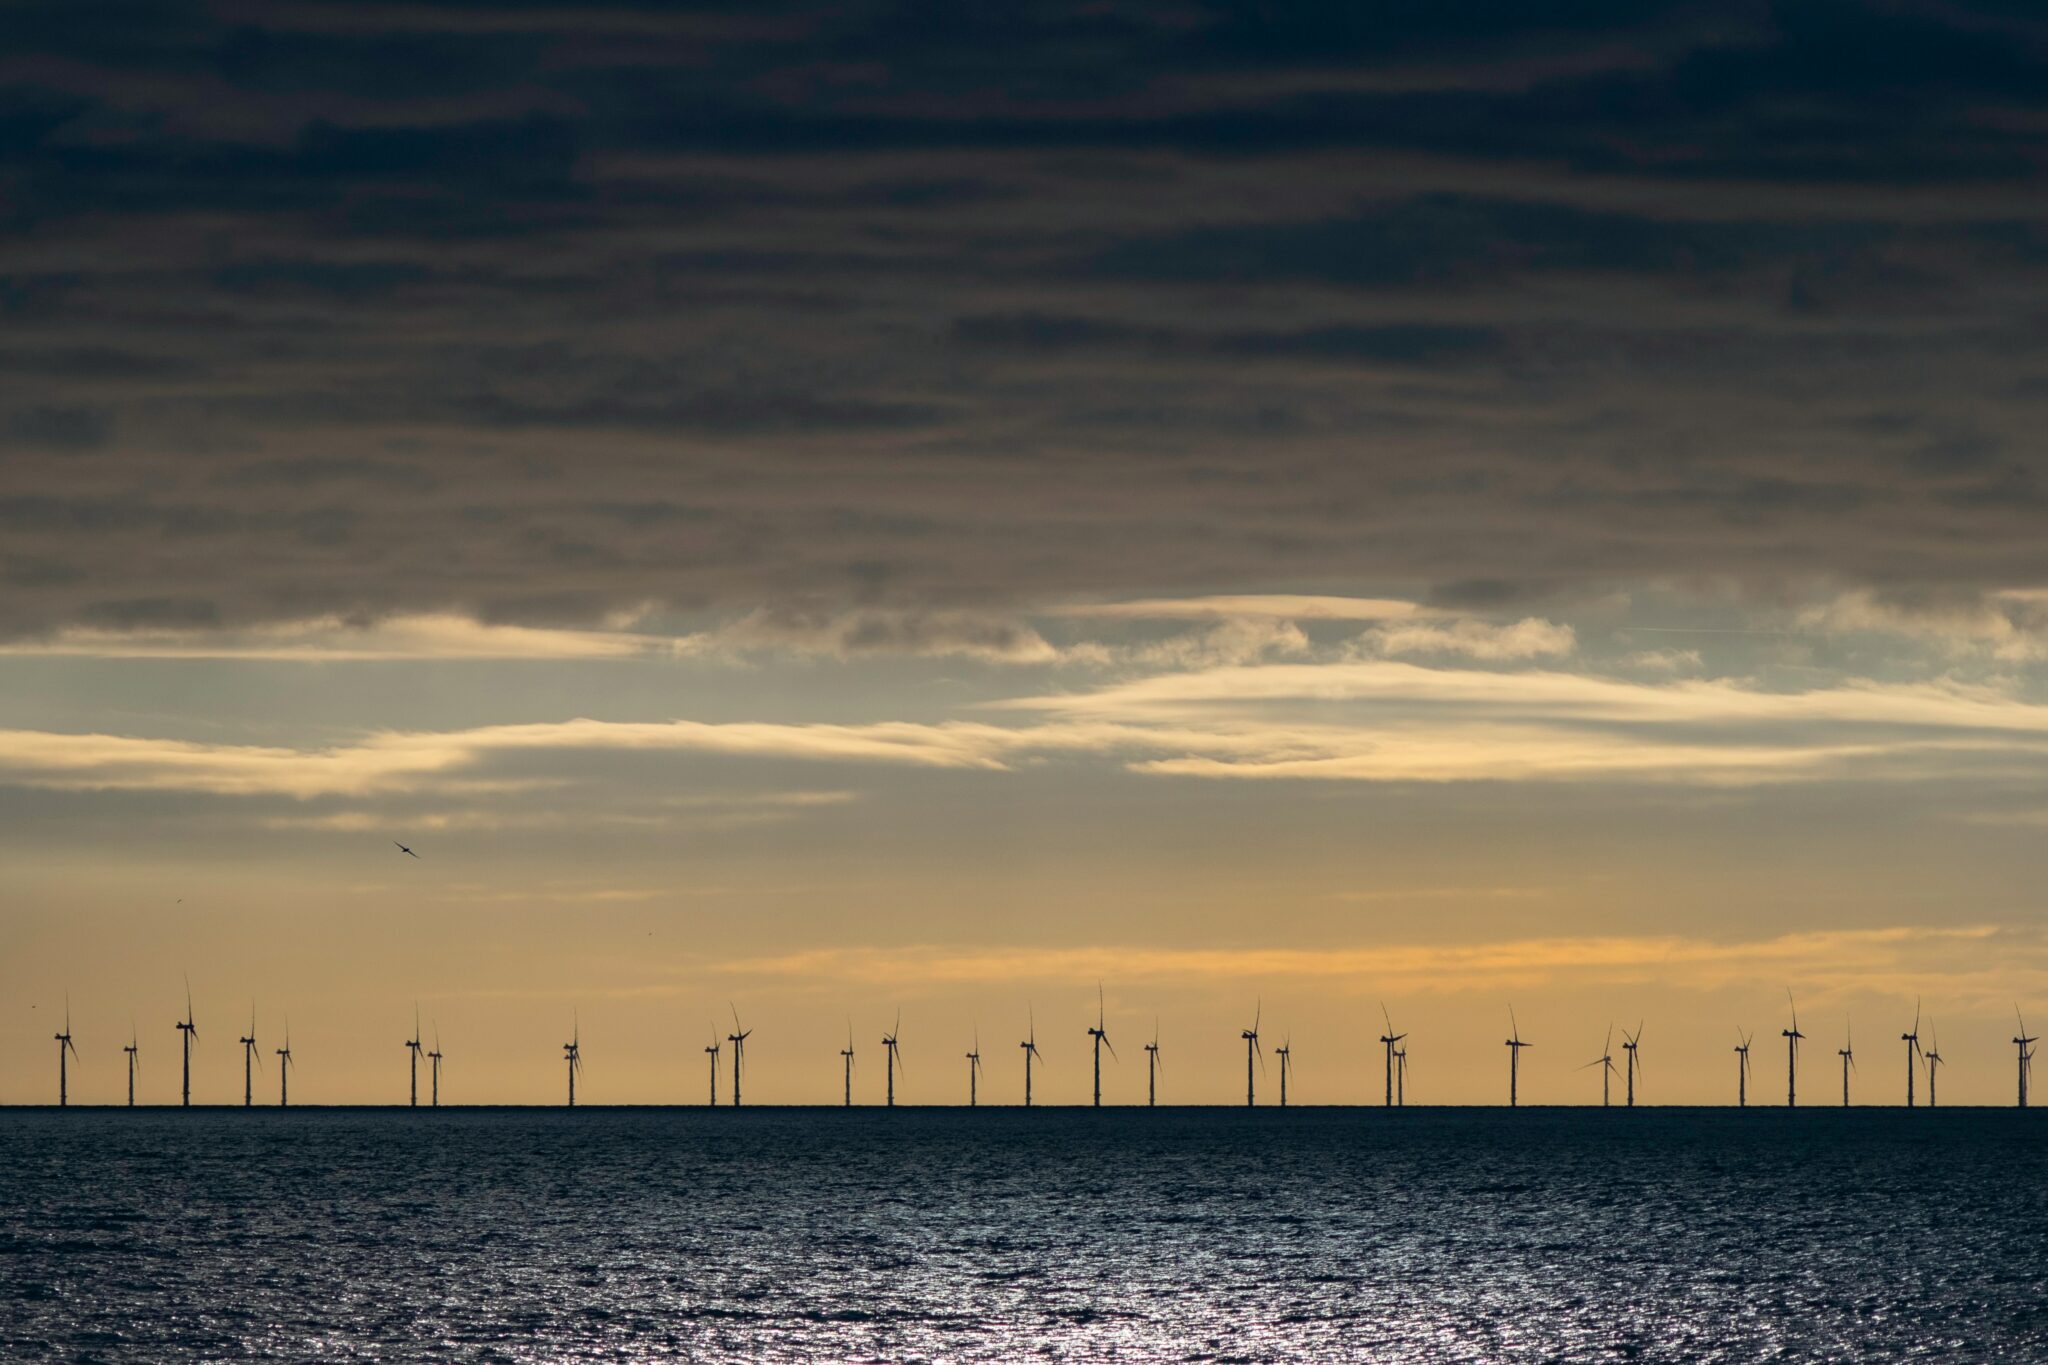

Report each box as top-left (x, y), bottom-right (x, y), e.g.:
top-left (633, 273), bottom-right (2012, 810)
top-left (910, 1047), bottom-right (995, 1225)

top-left (4, 1), bottom-right (2048, 637)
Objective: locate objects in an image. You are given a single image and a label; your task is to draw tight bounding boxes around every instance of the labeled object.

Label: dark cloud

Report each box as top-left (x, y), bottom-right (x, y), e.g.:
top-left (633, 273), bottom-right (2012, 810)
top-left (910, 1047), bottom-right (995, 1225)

top-left (0, 1), bottom-right (2045, 635)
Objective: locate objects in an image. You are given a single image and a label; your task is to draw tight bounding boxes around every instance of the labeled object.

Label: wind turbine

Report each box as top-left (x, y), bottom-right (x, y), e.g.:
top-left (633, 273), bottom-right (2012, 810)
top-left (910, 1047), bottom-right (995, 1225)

top-left (123, 1026), bottom-right (138, 1108)
top-left (882, 1010), bottom-right (903, 1108)
top-left (840, 1021), bottom-right (856, 1108)
top-left (704, 1032), bottom-right (720, 1107)
top-left (1144, 1020), bottom-right (1160, 1107)
top-left (966, 1030), bottom-right (982, 1107)
top-left (727, 1004), bottom-right (750, 1108)
top-left (1580, 1024), bottom-right (1617, 1107)
top-left (1622, 1022), bottom-right (1643, 1108)
top-left (1241, 1001), bottom-right (1263, 1108)
top-left (54, 995), bottom-right (77, 1108)
top-left (276, 1022), bottom-right (293, 1107)
top-left (428, 1026), bottom-right (443, 1107)
top-left (406, 1007), bottom-right (424, 1108)
top-left (1378, 1004), bottom-right (1406, 1108)
top-left (1782, 990), bottom-right (1805, 1108)
top-left (564, 1014), bottom-right (582, 1108)
top-left (2015, 1006), bottom-right (2037, 1109)
top-left (239, 1005), bottom-right (259, 1108)
top-left (1735, 1029), bottom-right (1753, 1108)
top-left (1087, 985), bottom-right (1116, 1107)
top-left (1901, 999), bottom-right (1922, 1108)
top-left (1020, 1008), bottom-right (1042, 1107)
top-left (1923, 1026), bottom-right (1943, 1108)
top-left (1505, 1007), bottom-right (1531, 1107)
top-left (1394, 1045), bottom-right (1408, 1106)
top-left (176, 979), bottom-right (198, 1107)
top-left (1838, 1018), bottom-right (1856, 1108)
top-left (1274, 1036), bottom-right (1292, 1108)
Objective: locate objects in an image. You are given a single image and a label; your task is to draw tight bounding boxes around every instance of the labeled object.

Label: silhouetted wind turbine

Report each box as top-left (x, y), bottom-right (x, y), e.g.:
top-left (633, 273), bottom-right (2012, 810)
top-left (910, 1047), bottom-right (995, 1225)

top-left (1020, 1009), bottom-right (1042, 1107)
top-left (1505, 1007), bottom-right (1531, 1107)
top-left (1735, 1029), bottom-right (1753, 1107)
top-left (1378, 1004), bottom-right (1406, 1108)
top-left (564, 1014), bottom-right (582, 1107)
top-left (1580, 1024), bottom-right (1617, 1107)
top-left (1838, 1018), bottom-right (1856, 1108)
top-left (1394, 1044), bottom-right (1407, 1105)
top-left (1901, 998), bottom-right (1922, 1108)
top-left (1275, 1036), bottom-right (1292, 1108)
top-left (1622, 1022), bottom-right (1642, 1108)
top-left (239, 1005), bottom-right (259, 1108)
top-left (882, 1010), bottom-right (903, 1107)
top-left (1923, 1026), bottom-right (1942, 1108)
top-left (840, 1021), bottom-right (856, 1108)
top-left (966, 1030), bottom-right (982, 1107)
top-left (176, 980), bottom-right (197, 1107)
top-left (54, 995), bottom-right (77, 1108)
top-left (276, 1023), bottom-right (293, 1107)
top-left (704, 1032), bottom-right (720, 1107)
top-left (2015, 1006), bottom-right (2037, 1109)
top-left (1782, 990), bottom-right (1805, 1108)
top-left (428, 1026), bottom-right (442, 1107)
top-left (1087, 985), bottom-right (1116, 1107)
top-left (406, 1007), bottom-right (424, 1107)
top-left (1241, 1001), bottom-right (1264, 1108)
top-left (123, 1026), bottom-right (138, 1108)
top-left (1144, 1020), bottom-right (1160, 1107)
top-left (727, 1004), bottom-right (750, 1107)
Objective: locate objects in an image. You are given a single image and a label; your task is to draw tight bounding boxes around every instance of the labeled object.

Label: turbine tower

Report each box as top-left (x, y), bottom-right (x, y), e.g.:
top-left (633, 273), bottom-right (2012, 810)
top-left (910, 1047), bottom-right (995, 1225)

top-left (1144, 1020), bottom-right (1160, 1107)
top-left (1923, 1027), bottom-right (1942, 1108)
top-left (239, 1005), bottom-right (259, 1108)
top-left (1378, 1004), bottom-right (1406, 1108)
top-left (54, 996), bottom-right (77, 1108)
top-left (563, 1015), bottom-right (582, 1107)
top-left (840, 1022), bottom-right (856, 1108)
top-left (2015, 1006), bottom-right (2037, 1109)
top-left (882, 1010), bottom-right (903, 1107)
top-left (704, 1033), bottom-right (720, 1107)
top-left (1241, 1001), bottom-right (1263, 1108)
top-left (1622, 1022), bottom-right (1643, 1108)
top-left (1505, 1007), bottom-right (1531, 1107)
top-left (1782, 990), bottom-right (1805, 1108)
top-left (123, 1027), bottom-right (138, 1108)
top-left (176, 980), bottom-right (197, 1107)
top-left (276, 1023), bottom-right (293, 1107)
top-left (428, 1026), bottom-right (443, 1107)
top-left (1901, 999), bottom-right (1922, 1108)
top-left (1394, 1045), bottom-right (1407, 1105)
top-left (966, 1031), bottom-right (982, 1107)
top-left (1020, 1009), bottom-right (1042, 1107)
top-left (727, 1004), bottom-right (750, 1108)
top-left (1087, 986), bottom-right (1116, 1107)
top-left (406, 1007), bottom-right (424, 1108)
top-left (1274, 1036), bottom-right (1292, 1108)
top-left (1580, 1025), bottom-right (1617, 1106)
top-left (1734, 1029), bottom-right (1753, 1107)
top-left (1838, 1019), bottom-right (1856, 1108)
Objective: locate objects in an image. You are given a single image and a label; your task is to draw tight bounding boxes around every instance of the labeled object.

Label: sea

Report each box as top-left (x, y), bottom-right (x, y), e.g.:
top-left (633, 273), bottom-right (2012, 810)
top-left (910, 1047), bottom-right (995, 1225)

top-left (2, 1106), bottom-right (2044, 1361)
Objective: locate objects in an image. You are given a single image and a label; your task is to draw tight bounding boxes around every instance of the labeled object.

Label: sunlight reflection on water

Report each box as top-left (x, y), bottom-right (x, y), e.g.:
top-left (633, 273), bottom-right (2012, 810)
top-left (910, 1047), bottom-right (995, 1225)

top-left (2, 1107), bottom-right (2043, 1361)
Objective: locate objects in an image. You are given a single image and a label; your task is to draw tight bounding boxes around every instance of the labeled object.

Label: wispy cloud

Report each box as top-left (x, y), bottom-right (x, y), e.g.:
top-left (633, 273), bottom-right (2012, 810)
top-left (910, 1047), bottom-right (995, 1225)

top-left (718, 924), bottom-right (2035, 1004)
top-left (1051, 595), bottom-right (1427, 622)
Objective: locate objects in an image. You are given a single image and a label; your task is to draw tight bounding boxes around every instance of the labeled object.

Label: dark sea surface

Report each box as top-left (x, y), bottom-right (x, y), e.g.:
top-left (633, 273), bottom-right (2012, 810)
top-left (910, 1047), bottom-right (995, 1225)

top-left (2, 1106), bottom-right (2045, 1362)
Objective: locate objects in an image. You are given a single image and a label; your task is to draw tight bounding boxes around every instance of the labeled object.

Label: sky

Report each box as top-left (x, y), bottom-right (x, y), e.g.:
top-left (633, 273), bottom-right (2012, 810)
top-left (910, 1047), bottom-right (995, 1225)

top-left (4, 0), bottom-right (2048, 1105)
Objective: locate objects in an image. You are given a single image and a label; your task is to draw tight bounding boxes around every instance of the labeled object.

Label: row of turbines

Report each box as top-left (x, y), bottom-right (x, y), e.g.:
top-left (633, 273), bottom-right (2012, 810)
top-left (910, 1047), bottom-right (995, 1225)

top-left (29, 990), bottom-right (2040, 1109)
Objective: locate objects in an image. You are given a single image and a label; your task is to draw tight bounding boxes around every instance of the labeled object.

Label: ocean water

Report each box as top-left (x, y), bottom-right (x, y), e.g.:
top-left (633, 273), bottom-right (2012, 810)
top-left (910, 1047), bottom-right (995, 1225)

top-left (2, 1107), bottom-right (2045, 1362)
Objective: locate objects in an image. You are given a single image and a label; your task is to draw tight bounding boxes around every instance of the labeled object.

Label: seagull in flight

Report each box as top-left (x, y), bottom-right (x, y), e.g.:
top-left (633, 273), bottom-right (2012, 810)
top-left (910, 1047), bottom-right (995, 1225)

top-left (394, 841), bottom-right (419, 859)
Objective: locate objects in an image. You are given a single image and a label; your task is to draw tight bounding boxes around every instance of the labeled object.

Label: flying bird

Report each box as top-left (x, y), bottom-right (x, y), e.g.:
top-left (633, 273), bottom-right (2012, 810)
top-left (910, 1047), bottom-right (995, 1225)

top-left (394, 841), bottom-right (419, 859)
